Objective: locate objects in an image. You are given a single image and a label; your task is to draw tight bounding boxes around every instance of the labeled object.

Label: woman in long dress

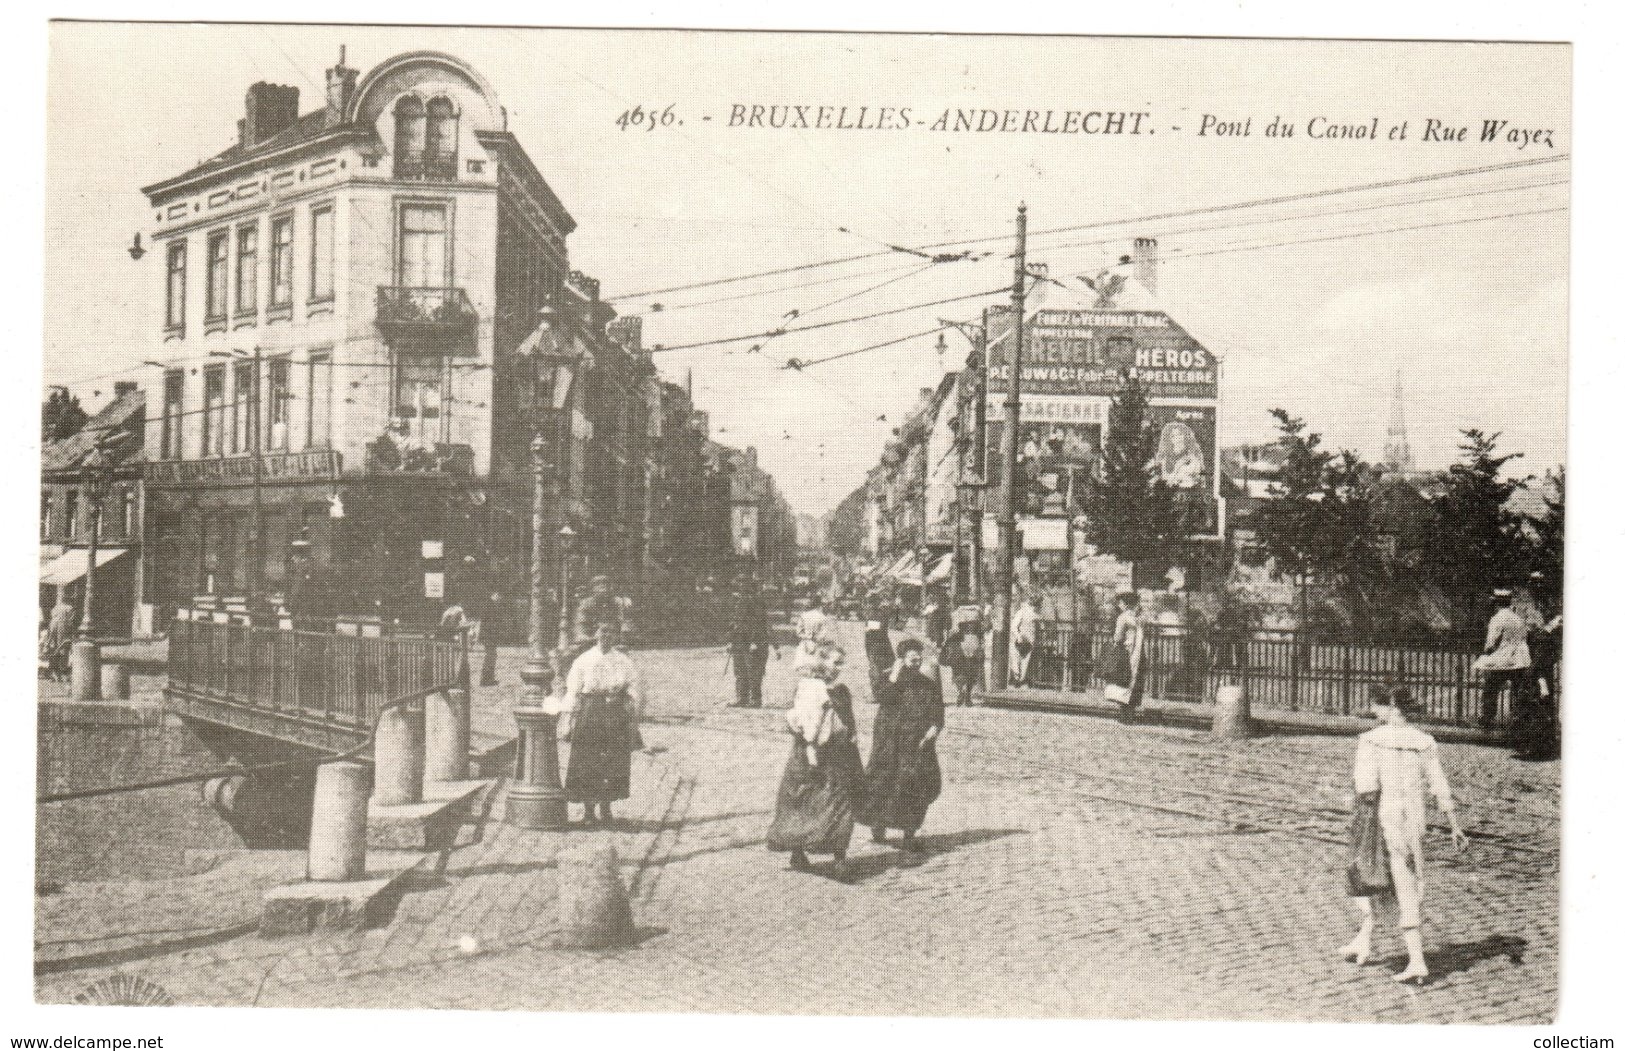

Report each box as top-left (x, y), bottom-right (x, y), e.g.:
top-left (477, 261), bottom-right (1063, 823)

top-left (863, 612), bottom-right (895, 703)
top-left (860, 638), bottom-right (944, 847)
top-left (765, 645), bottom-right (865, 871)
top-left (1339, 685), bottom-right (1469, 983)
top-left (1103, 591), bottom-right (1147, 720)
top-left (558, 620), bottom-right (645, 826)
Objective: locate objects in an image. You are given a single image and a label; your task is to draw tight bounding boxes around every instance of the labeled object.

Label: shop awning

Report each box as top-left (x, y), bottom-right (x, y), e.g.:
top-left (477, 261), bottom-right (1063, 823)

top-left (40, 547), bottom-right (127, 586)
top-left (926, 553), bottom-right (954, 583)
top-left (884, 550), bottom-right (921, 582)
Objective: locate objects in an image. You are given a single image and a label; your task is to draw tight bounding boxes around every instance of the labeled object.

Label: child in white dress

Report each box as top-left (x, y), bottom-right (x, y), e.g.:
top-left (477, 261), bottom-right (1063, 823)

top-left (1340, 685), bottom-right (1469, 983)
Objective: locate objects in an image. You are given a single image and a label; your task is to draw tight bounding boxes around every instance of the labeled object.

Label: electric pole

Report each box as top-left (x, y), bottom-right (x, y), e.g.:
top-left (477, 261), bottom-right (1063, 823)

top-left (990, 204), bottom-right (1027, 691)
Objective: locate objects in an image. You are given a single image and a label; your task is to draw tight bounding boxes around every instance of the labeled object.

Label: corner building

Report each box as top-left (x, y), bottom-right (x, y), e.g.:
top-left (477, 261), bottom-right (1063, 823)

top-left (139, 51), bottom-right (659, 633)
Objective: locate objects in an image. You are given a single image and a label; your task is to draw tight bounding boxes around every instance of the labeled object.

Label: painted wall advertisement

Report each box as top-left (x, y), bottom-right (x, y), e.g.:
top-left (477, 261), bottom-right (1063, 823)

top-left (985, 308), bottom-right (1219, 400)
top-left (980, 306), bottom-right (1221, 537)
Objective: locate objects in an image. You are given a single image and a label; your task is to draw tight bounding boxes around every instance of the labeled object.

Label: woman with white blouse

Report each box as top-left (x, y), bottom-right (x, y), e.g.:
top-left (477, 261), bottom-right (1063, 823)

top-left (1339, 685), bottom-right (1469, 983)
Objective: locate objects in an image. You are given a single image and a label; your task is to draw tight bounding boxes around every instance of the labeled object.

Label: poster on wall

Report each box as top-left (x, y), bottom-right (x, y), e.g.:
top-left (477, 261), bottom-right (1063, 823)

top-left (1146, 404), bottom-right (1216, 493)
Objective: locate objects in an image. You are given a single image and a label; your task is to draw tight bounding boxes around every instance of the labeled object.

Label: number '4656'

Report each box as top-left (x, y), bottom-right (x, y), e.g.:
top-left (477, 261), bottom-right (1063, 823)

top-left (616, 105), bottom-right (680, 131)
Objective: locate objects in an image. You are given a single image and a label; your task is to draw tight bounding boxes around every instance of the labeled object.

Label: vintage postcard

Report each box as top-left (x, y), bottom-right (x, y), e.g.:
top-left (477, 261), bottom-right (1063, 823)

top-left (32, 21), bottom-right (1569, 1030)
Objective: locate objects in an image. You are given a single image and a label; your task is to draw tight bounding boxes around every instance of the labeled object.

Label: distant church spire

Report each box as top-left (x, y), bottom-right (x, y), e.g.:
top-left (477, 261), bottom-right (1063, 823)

top-left (1384, 368), bottom-right (1415, 476)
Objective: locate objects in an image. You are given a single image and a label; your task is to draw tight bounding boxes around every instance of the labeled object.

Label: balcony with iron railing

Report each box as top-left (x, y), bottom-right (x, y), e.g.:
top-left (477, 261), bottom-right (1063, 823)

top-left (394, 150), bottom-right (458, 181)
top-left (376, 286), bottom-right (479, 348)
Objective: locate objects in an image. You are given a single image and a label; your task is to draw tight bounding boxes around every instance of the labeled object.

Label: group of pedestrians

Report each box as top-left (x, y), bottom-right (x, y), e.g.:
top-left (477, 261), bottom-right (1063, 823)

top-left (1477, 586), bottom-right (1561, 758)
top-left (765, 613), bottom-right (945, 874)
top-left (532, 572), bottom-right (1534, 988)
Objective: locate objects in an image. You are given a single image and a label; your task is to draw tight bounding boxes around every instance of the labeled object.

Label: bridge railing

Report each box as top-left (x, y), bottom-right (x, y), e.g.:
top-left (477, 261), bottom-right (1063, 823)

top-left (167, 619), bottom-right (466, 729)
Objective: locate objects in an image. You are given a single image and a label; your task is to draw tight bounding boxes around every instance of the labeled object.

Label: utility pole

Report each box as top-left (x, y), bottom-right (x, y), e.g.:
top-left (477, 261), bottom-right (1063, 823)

top-left (990, 204), bottom-right (1027, 691)
top-left (969, 312), bottom-right (989, 608)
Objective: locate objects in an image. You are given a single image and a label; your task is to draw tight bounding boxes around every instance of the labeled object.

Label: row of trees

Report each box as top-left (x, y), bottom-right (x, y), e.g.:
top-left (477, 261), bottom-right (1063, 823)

top-left (1079, 376), bottom-right (1564, 634)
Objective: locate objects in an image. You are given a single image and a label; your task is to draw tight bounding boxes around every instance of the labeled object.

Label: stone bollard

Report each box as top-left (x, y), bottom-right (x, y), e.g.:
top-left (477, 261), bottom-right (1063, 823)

top-left (308, 760), bottom-right (369, 881)
top-left (101, 661), bottom-right (131, 700)
top-left (69, 639), bottom-right (102, 701)
top-left (425, 688), bottom-right (471, 784)
top-left (373, 703), bottom-right (425, 806)
top-left (554, 843), bottom-right (636, 949)
top-left (1211, 683), bottom-right (1252, 740)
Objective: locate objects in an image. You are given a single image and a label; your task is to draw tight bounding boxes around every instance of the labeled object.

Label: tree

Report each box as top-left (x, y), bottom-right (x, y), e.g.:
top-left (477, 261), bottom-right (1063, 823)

top-left (1081, 375), bottom-right (1195, 574)
top-left (42, 387), bottom-right (88, 443)
top-left (1423, 429), bottom-right (1531, 625)
top-left (1525, 466), bottom-right (1563, 610)
top-left (1250, 410), bottom-right (1380, 628)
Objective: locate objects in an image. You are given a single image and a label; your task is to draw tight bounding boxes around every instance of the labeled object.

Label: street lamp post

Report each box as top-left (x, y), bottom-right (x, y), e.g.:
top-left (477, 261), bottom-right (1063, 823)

top-left (70, 445), bottom-right (114, 702)
top-left (555, 524), bottom-right (578, 656)
top-left (506, 431), bottom-right (570, 829)
top-left (505, 341), bottom-right (578, 830)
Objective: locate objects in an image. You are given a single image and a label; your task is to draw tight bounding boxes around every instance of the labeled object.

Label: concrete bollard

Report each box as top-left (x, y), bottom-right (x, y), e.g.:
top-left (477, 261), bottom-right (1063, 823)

top-left (373, 703), bottom-right (425, 806)
top-left (308, 760), bottom-right (369, 881)
top-left (101, 661), bottom-right (131, 700)
top-left (1211, 683), bottom-right (1252, 740)
top-left (424, 688), bottom-right (470, 784)
top-left (70, 639), bottom-right (102, 702)
top-left (554, 843), bottom-right (636, 949)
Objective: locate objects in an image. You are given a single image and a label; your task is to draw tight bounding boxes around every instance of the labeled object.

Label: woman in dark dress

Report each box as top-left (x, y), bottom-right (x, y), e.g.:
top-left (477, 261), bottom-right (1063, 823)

top-left (765, 646), bottom-right (865, 871)
top-left (860, 638), bottom-right (944, 847)
top-left (863, 612), bottom-right (896, 704)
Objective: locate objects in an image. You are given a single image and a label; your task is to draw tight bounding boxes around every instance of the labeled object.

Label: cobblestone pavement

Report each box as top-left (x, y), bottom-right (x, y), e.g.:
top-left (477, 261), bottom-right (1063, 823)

top-left (35, 624), bottom-right (1558, 1021)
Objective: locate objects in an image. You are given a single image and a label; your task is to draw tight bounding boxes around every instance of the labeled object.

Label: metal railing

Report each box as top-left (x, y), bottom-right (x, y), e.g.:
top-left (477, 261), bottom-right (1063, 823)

top-left (394, 150), bottom-right (458, 181)
top-left (167, 619), bottom-right (466, 730)
top-left (375, 286), bottom-right (478, 337)
top-left (1025, 621), bottom-right (1517, 728)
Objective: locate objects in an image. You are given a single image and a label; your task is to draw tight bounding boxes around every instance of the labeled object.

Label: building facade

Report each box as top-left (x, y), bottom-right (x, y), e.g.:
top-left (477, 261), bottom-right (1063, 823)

top-left (133, 51), bottom-right (725, 634)
top-left (40, 384), bottom-right (147, 635)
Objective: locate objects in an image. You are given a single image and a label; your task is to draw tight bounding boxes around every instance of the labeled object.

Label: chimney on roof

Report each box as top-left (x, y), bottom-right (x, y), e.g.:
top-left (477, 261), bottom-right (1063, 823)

top-left (1133, 237), bottom-right (1158, 295)
top-left (113, 381), bottom-right (138, 398)
top-left (326, 47), bottom-right (358, 123)
top-left (241, 82), bottom-right (300, 147)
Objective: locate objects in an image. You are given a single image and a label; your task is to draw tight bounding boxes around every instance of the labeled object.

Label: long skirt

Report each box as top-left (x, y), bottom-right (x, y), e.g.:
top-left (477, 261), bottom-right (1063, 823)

top-left (860, 728), bottom-right (942, 834)
top-left (765, 735), bottom-right (864, 855)
top-left (563, 695), bottom-right (635, 803)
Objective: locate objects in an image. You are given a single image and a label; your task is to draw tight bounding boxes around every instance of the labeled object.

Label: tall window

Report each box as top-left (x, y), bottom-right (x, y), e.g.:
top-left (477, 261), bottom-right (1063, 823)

top-left (426, 97), bottom-right (458, 163)
top-left (393, 96), bottom-right (426, 175)
top-left (205, 231), bottom-right (229, 322)
top-left (231, 360), bottom-right (254, 453)
top-left (160, 369), bottom-right (184, 459)
top-left (165, 242), bottom-right (186, 331)
top-left (235, 224), bottom-right (258, 314)
top-left (202, 365), bottom-right (226, 457)
top-left (270, 215), bottom-right (294, 307)
top-left (309, 204), bottom-right (334, 303)
top-left (394, 356), bottom-right (444, 441)
top-left (398, 204), bottom-right (447, 288)
top-left (266, 358), bottom-right (291, 450)
top-left (122, 490), bottom-right (137, 540)
top-left (306, 350), bottom-right (332, 448)
top-left (41, 493), bottom-right (52, 540)
top-left (64, 490), bottom-right (79, 540)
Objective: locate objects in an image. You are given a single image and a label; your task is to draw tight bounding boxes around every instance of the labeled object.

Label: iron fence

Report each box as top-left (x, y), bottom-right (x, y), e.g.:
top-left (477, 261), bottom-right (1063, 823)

top-left (167, 619), bottom-right (466, 729)
top-left (1026, 621), bottom-right (1515, 728)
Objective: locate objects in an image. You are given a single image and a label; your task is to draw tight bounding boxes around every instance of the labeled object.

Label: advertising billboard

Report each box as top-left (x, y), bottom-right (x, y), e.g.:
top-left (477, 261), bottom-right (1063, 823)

top-left (985, 308), bottom-right (1218, 400)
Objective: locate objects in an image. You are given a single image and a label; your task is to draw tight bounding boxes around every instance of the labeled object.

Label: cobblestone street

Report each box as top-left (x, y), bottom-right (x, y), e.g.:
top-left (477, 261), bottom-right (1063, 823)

top-left (35, 624), bottom-right (1558, 1022)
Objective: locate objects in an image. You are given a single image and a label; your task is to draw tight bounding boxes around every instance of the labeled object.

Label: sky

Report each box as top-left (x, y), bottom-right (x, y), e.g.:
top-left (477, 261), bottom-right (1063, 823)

top-left (42, 24), bottom-right (1570, 515)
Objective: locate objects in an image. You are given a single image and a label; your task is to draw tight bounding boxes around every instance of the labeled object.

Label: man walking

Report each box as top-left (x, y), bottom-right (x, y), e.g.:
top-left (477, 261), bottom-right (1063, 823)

top-left (727, 574), bottom-right (772, 708)
top-left (573, 575), bottom-right (634, 659)
top-left (1476, 588), bottom-right (1533, 745)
